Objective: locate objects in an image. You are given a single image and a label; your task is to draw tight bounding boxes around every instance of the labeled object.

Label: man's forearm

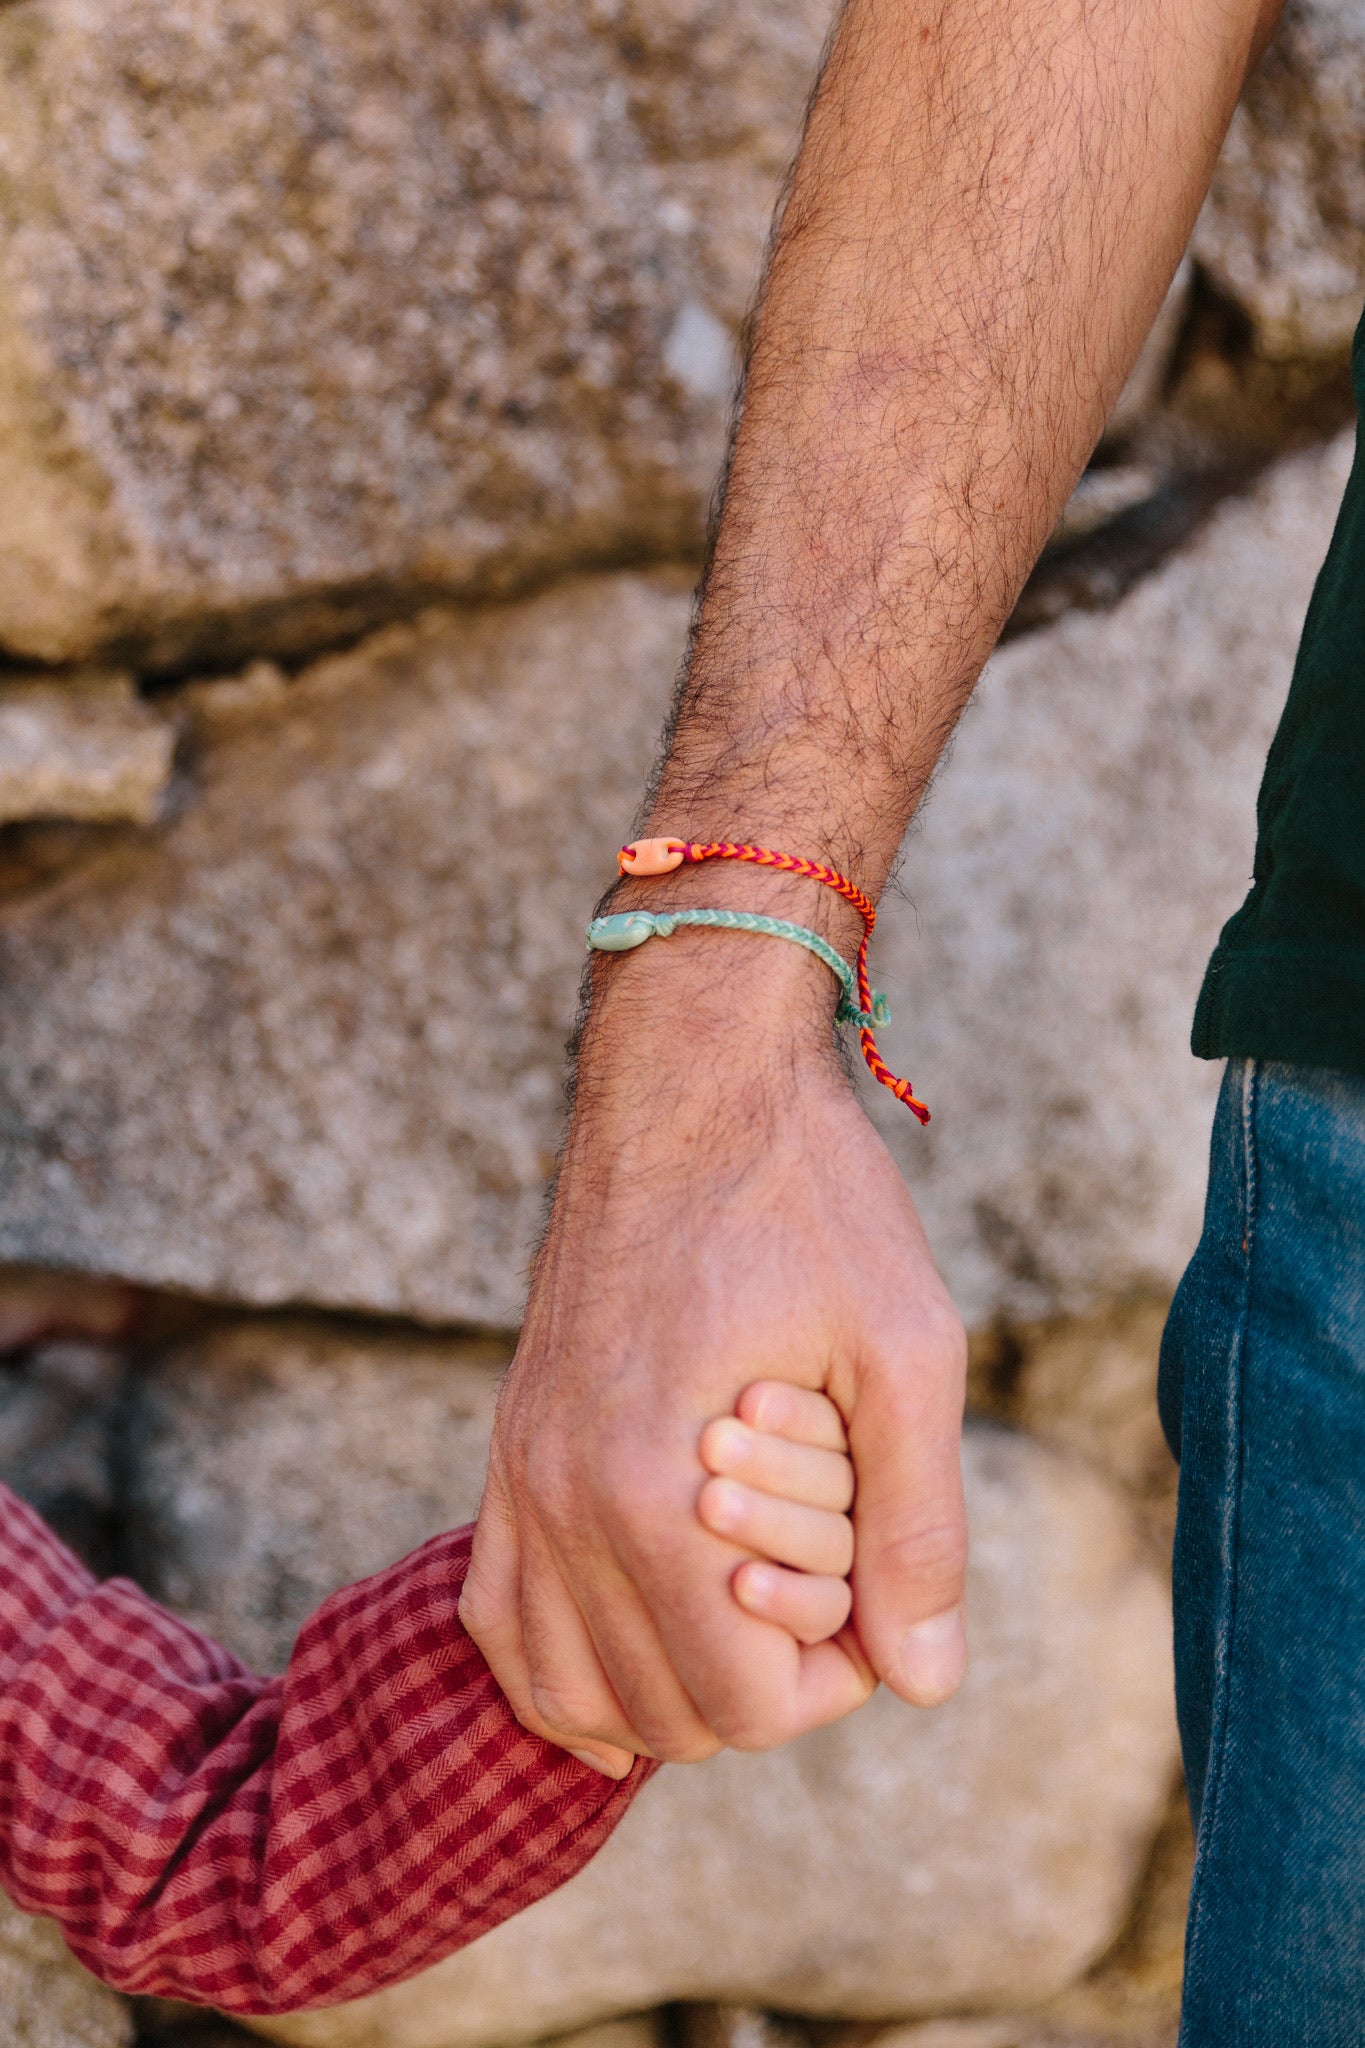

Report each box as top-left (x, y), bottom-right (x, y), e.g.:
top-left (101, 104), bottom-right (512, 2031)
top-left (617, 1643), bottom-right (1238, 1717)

top-left (639, 0), bottom-right (1277, 905)
top-left (464, 0), bottom-right (1285, 1762)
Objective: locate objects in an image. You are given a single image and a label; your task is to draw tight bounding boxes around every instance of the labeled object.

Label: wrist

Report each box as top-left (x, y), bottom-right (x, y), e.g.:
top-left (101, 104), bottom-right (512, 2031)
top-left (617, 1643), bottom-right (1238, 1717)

top-left (571, 824), bottom-right (918, 1142)
top-left (573, 929), bottom-right (846, 1134)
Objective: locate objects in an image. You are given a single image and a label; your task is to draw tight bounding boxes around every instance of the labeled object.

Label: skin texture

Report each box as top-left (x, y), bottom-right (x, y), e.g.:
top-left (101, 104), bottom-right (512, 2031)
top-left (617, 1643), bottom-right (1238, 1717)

top-left (461, 0), bottom-right (1284, 1771)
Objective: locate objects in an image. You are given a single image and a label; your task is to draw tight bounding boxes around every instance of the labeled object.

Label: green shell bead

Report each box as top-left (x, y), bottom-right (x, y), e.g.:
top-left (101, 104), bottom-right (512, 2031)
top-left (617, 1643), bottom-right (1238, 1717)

top-left (586, 911), bottom-right (661, 951)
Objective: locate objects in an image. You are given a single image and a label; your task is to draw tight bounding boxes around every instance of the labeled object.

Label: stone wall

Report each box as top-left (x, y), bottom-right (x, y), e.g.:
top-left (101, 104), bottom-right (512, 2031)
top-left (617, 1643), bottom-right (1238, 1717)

top-left (0, 3), bottom-right (1360, 2045)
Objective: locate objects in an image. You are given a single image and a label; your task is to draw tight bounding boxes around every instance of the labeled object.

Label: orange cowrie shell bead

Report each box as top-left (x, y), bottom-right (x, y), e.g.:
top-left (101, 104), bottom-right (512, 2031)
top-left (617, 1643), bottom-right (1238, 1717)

top-left (619, 837), bottom-right (687, 876)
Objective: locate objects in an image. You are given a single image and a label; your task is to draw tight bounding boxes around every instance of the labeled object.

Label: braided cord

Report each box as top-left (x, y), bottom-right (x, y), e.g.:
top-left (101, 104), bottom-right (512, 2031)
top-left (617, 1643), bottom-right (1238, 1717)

top-left (608, 837), bottom-right (930, 1123)
top-left (680, 842), bottom-right (877, 926)
top-left (585, 908), bottom-right (887, 1030)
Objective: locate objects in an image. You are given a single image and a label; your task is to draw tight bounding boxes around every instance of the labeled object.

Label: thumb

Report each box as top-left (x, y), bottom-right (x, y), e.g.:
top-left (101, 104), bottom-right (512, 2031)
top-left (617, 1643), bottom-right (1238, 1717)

top-left (846, 1328), bottom-right (969, 1708)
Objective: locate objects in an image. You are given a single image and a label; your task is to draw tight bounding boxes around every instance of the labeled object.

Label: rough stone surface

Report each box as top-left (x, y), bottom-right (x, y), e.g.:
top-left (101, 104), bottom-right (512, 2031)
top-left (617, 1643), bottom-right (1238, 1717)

top-left (1102, 260), bottom-right (1192, 447)
top-left (968, 1297), bottom-right (1177, 1559)
top-left (535, 2021), bottom-right (665, 2048)
top-left (0, 1889), bottom-right (133, 2047)
top-left (0, 573), bottom-right (688, 1326)
top-left (0, 438), bottom-right (1347, 1329)
top-left (0, 1338), bottom-right (125, 1571)
top-left (858, 2028), bottom-right (1027, 2048)
top-left (0, 0), bottom-right (1346, 667)
top-left (132, 2022), bottom-right (255, 2048)
top-left (842, 1785), bottom-right (1191, 2045)
top-left (150, 2012), bottom-right (658, 2048)
top-left (242, 1423), bottom-right (1174, 2048)
top-left (1193, 0), bottom-right (1365, 362)
top-left (0, 1265), bottom-right (136, 1354)
top-left (678, 2011), bottom-right (806, 2048)
top-left (132, 2001), bottom-right (271, 2048)
top-left (0, 676), bottom-right (173, 825)
top-left (125, 1317), bottom-right (509, 1670)
top-left (0, 0), bottom-right (836, 667)
top-left (1050, 466), bottom-right (1161, 551)
top-left (863, 429), bottom-right (1354, 1326)
top-left (853, 2024), bottom-right (1156, 2048)
top-left (1003, 1304), bottom-right (1173, 1507)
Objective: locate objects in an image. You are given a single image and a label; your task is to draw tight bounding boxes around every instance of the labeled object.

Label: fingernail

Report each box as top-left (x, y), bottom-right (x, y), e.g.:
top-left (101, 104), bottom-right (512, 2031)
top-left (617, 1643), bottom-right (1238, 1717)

top-left (893, 1608), bottom-right (967, 1706)
top-left (568, 1747), bottom-right (632, 1780)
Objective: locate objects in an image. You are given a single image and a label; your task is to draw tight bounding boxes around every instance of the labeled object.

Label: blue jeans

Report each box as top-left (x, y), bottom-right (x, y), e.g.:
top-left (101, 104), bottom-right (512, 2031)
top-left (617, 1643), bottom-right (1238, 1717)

top-left (1159, 1060), bottom-right (1365, 2046)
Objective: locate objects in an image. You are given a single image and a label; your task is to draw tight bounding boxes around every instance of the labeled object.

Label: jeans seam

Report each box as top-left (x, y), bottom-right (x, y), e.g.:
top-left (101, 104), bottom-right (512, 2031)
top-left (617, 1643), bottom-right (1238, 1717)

top-left (1178, 1058), bottom-right (1259, 2044)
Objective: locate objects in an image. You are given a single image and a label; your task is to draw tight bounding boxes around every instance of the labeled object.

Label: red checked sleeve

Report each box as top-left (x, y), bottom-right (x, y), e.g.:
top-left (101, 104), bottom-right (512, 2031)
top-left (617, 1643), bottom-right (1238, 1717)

top-left (0, 1484), bottom-right (652, 2014)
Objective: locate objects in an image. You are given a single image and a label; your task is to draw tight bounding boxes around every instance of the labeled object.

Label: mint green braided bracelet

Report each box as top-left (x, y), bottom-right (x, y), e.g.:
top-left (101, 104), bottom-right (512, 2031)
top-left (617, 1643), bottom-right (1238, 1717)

top-left (586, 908), bottom-right (891, 1031)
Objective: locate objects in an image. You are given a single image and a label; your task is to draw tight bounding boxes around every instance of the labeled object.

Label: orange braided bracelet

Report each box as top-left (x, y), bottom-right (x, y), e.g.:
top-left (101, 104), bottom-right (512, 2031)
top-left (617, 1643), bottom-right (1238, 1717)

top-left (616, 837), bottom-right (930, 1124)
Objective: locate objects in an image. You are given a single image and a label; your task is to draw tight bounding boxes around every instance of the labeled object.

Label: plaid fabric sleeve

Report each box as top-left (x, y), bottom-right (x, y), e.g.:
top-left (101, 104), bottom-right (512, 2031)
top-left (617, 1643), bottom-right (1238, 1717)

top-left (0, 1482), bottom-right (653, 2014)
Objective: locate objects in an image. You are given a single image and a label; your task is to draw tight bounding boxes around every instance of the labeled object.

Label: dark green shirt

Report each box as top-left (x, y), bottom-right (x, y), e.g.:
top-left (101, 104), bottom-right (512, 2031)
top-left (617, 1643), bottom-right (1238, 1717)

top-left (1193, 311), bottom-right (1365, 1076)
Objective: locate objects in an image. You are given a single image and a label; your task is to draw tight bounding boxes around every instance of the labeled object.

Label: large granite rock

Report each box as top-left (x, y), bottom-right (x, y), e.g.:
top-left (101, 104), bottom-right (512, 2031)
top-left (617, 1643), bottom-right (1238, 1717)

top-left (0, 437), bottom-right (1347, 1329)
top-left (1194, 0), bottom-right (1365, 362)
top-left (969, 1299), bottom-right (1178, 1561)
top-left (828, 1772), bottom-right (1193, 2045)
top-left (676, 2010), bottom-right (806, 2048)
top-left (225, 1418), bottom-right (1174, 2047)
top-left (0, 573), bottom-right (688, 1325)
top-left (125, 1317), bottom-right (509, 1670)
top-left (0, 0), bottom-right (835, 668)
top-left (0, 676), bottom-right (173, 826)
top-left (0, 1265), bottom-right (136, 1357)
top-left (0, 1263), bottom-right (139, 1572)
top-left (0, 0), bottom-right (1349, 670)
top-left (0, 1337), bottom-right (126, 1572)
top-left (0, 1890), bottom-right (132, 2048)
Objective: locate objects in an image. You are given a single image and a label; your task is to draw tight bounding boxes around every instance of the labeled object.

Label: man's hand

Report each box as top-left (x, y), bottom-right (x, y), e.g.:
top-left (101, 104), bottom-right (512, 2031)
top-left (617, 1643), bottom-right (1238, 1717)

top-left (461, 937), bottom-right (965, 1765)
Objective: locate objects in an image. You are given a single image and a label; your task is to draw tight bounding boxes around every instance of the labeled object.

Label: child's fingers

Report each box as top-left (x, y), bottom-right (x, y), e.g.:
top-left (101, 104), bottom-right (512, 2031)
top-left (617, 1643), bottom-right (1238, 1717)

top-left (699, 1417), bottom-right (854, 1511)
top-left (697, 1477), bottom-right (855, 1577)
top-left (731, 1561), bottom-right (853, 1644)
top-left (735, 1380), bottom-right (848, 1451)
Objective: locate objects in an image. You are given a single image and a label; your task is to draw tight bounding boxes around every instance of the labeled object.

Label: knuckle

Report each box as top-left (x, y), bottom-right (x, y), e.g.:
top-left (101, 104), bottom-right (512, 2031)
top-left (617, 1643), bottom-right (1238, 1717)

top-left (827, 1584), bottom-right (855, 1630)
top-left (828, 1455), bottom-right (856, 1512)
top-left (606, 1464), bottom-right (693, 1567)
top-left (796, 1580), bottom-right (852, 1638)
top-left (526, 1678), bottom-right (609, 1742)
top-left (456, 1577), bottom-right (493, 1641)
top-left (829, 1519), bottom-right (856, 1576)
top-left (646, 1727), bottom-right (723, 1765)
top-left (713, 1707), bottom-right (794, 1754)
top-left (870, 1514), bottom-right (969, 1598)
top-left (870, 1298), bottom-right (967, 1392)
top-left (456, 1556), bottom-right (510, 1648)
top-left (926, 1293), bottom-right (969, 1363)
top-left (702, 1678), bottom-right (794, 1754)
top-left (519, 1437), bottom-right (579, 1521)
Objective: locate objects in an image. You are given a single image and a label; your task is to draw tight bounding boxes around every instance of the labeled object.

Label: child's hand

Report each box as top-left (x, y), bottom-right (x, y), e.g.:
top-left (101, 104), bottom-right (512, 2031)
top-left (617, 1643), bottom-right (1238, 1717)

top-left (696, 1382), bottom-right (854, 1646)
